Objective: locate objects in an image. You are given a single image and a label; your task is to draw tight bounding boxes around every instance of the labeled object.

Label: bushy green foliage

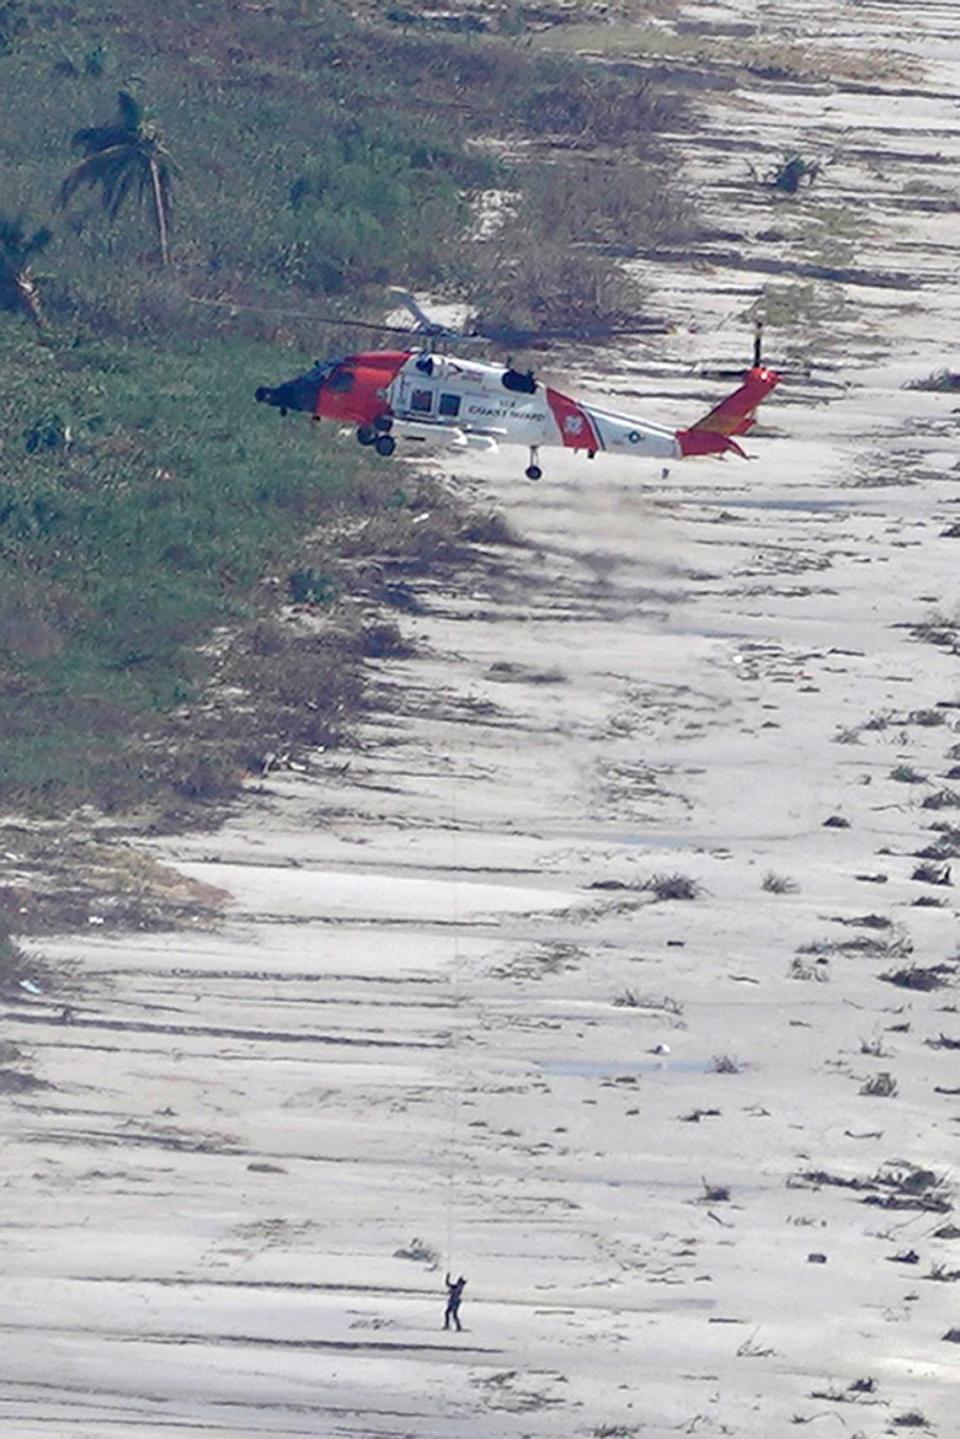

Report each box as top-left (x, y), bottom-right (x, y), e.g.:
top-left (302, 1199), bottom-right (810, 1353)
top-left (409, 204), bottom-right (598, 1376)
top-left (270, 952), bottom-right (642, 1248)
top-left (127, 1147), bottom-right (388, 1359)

top-left (0, 0), bottom-right (501, 334)
top-left (0, 325), bottom-right (366, 808)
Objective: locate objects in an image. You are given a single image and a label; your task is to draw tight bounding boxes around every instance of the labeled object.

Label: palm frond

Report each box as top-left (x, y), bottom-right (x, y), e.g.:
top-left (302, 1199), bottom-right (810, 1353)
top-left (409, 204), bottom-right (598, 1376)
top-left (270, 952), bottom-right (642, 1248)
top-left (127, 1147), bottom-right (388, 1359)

top-left (116, 90), bottom-right (143, 132)
top-left (71, 124), bottom-right (133, 155)
top-left (106, 165), bottom-right (139, 222)
top-left (59, 146), bottom-right (133, 207)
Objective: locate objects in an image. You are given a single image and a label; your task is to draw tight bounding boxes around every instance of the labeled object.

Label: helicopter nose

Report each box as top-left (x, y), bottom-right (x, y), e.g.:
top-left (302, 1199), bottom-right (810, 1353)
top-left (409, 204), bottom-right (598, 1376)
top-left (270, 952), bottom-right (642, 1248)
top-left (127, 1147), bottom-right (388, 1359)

top-left (254, 373), bottom-right (322, 414)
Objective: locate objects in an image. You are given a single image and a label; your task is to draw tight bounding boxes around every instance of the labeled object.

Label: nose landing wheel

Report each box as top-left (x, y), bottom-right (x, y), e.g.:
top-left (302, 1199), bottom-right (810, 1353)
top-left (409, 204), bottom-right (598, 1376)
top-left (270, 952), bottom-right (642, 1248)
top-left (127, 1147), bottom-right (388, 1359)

top-left (525, 446), bottom-right (542, 481)
top-left (374, 433), bottom-right (396, 457)
top-left (357, 424), bottom-right (377, 446)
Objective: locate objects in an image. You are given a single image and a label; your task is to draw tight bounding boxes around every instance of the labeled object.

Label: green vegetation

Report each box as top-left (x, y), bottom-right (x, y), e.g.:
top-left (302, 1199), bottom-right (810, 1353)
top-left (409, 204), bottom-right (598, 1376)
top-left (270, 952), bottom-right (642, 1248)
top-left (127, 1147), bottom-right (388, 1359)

top-left (473, 159), bottom-right (695, 336)
top-left (1, 0), bottom-right (689, 818)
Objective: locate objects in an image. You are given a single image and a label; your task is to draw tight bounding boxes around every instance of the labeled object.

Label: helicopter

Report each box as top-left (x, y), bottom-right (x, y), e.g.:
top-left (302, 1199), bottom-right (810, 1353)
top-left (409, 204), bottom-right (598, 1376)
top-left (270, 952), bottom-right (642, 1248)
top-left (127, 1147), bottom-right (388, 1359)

top-left (254, 294), bottom-right (781, 481)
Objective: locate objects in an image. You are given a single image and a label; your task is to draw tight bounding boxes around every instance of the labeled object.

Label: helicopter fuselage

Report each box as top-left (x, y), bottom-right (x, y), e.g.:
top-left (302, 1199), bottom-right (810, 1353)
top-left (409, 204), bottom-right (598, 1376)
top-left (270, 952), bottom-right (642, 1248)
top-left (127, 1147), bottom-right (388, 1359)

top-left (255, 347), bottom-right (780, 478)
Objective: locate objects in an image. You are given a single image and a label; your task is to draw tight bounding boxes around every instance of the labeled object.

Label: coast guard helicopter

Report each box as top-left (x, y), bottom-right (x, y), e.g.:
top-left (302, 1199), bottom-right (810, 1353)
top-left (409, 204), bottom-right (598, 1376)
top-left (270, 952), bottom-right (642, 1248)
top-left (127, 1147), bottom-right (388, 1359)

top-left (254, 294), bottom-right (780, 480)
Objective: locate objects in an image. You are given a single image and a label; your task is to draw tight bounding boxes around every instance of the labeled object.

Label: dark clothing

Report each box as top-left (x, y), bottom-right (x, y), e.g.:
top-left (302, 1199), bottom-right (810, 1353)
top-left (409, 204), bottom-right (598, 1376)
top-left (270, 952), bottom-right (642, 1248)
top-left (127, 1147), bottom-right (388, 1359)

top-left (444, 1274), bottom-right (466, 1331)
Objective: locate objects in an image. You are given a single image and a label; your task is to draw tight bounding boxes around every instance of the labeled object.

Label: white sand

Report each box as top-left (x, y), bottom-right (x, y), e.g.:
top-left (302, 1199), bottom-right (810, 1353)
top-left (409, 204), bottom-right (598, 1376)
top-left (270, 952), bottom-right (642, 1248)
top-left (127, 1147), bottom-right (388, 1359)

top-left (4, 2), bottom-right (960, 1434)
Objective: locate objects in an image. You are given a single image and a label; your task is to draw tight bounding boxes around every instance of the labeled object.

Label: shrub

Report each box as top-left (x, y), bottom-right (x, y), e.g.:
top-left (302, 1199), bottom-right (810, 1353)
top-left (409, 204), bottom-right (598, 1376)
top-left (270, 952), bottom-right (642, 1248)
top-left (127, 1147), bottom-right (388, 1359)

top-left (510, 160), bottom-right (697, 250)
top-left (471, 236), bottom-right (650, 340)
top-left (641, 873), bottom-right (702, 901)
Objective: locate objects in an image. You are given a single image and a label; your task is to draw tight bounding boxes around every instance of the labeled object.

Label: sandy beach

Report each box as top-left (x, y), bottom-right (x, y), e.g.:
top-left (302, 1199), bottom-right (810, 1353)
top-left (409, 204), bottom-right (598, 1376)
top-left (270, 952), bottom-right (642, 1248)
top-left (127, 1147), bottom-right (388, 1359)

top-left (4, 1), bottom-right (960, 1434)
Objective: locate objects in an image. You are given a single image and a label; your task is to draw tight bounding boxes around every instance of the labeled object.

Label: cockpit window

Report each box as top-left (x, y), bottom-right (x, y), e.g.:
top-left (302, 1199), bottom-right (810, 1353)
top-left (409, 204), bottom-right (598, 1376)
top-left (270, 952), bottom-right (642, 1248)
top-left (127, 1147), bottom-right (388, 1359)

top-left (411, 388), bottom-right (433, 413)
top-left (327, 369), bottom-right (355, 393)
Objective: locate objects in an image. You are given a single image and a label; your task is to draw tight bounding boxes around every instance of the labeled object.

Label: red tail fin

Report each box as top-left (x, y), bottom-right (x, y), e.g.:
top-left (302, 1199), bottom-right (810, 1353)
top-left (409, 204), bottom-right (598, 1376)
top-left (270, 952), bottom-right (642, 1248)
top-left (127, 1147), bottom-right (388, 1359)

top-left (676, 366), bottom-right (780, 458)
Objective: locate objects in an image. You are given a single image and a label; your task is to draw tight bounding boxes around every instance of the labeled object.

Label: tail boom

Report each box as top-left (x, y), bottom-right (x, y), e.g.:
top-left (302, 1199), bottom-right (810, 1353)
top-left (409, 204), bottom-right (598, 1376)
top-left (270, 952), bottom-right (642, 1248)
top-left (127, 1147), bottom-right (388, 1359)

top-left (675, 365), bottom-right (780, 459)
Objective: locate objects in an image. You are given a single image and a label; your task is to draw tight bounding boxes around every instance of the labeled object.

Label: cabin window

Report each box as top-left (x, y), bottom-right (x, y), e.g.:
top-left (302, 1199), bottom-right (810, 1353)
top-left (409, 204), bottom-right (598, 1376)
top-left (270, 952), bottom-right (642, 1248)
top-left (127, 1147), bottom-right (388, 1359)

top-left (410, 388), bottom-right (433, 413)
top-left (438, 392), bottom-right (461, 418)
top-left (327, 369), bottom-right (354, 392)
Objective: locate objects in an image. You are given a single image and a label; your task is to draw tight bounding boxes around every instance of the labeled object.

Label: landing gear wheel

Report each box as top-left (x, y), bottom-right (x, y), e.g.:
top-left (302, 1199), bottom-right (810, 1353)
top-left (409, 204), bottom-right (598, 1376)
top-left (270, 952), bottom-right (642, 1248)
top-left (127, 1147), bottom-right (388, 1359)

top-left (375, 434), bottom-right (397, 457)
top-left (357, 424), bottom-right (377, 446)
top-left (373, 415), bottom-right (393, 433)
top-left (525, 464), bottom-right (542, 481)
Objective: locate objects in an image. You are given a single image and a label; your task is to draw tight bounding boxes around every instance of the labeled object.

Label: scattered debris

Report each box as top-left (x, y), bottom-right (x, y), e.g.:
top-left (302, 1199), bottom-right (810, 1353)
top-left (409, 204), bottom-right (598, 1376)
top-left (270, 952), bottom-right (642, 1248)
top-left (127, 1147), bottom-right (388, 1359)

top-left (881, 963), bottom-right (957, 992)
top-left (860, 1071), bottom-right (898, 1098)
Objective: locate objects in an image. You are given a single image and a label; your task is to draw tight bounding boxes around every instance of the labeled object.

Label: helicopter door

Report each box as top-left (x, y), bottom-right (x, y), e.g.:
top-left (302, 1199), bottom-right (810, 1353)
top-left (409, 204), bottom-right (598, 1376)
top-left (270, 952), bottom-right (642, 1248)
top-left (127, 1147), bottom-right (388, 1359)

top-left (396, 375), bottom-right (435, 416)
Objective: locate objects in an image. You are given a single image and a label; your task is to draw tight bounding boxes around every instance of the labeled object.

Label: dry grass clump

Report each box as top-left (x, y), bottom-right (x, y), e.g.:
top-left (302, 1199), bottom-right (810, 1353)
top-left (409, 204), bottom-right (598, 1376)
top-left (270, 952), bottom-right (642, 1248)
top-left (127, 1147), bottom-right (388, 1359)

top-left (905, 369), bottom-right (960, 392)
top-left (640, 873), bottom-right (703, 901)
top-left (922, 788), bottom-right (960, 811)
top-left (614, 990), bottom-right (684, 1015)
top-left (915, 825), bottom-right (960, 860)
top-left (912, 861), bottom-right (952, 886)
top-left (762, 870), bottom-right (798, 894)
top-left (790, 956), bottom-right (830, 982)
top-left (891, 764), bottom-right (927, 784)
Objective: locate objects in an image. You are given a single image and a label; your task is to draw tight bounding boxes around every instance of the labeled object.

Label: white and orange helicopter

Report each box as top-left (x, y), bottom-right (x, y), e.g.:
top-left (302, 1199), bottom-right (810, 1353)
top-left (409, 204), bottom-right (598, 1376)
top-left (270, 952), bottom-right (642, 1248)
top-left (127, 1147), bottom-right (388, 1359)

top-left (255, 294), bottom-right (780, 480)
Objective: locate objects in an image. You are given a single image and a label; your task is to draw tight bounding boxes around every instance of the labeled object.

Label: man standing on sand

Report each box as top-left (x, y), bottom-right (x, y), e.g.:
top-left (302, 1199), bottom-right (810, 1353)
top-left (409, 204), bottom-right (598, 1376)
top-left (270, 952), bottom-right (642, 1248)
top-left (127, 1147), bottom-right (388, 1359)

top-left (443, 1273), bottom-right (467, 1331)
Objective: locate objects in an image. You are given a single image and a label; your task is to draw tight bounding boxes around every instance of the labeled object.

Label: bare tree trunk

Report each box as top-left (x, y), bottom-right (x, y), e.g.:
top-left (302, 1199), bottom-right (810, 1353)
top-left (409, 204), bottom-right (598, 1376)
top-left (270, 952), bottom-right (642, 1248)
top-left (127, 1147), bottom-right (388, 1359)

top-left (149, 157), bottom-right (170, 266)
top-left (16, 269), bottom-right (45, 329)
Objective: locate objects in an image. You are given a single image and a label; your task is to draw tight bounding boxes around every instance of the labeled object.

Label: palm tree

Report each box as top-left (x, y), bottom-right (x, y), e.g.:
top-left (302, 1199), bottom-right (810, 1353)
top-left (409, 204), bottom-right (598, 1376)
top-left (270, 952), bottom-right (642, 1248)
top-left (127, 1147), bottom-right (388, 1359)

top-left (59, 91), bottom-right (177, 266)
top-left (0, 214), bottom-right (52, 329)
